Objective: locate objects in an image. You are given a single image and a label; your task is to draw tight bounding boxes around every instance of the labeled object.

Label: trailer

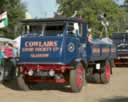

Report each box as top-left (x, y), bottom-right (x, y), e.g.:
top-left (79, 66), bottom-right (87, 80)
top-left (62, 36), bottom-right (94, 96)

top-left (17, 17), bottom-right (116, 92)
top-left (111, 32), bottom-right (128, 66)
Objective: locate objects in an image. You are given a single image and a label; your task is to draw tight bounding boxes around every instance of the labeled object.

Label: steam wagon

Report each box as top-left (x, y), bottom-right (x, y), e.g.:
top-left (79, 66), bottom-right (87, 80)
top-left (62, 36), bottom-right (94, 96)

top-left (17, 17), bottom-right (116, 92)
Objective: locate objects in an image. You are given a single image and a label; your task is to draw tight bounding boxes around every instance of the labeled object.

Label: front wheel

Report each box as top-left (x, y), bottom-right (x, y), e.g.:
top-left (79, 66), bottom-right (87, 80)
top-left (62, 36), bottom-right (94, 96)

top-left (70, 63), bottom-right (85, 93)
top-left (17, 74), bottom-right (30, 91)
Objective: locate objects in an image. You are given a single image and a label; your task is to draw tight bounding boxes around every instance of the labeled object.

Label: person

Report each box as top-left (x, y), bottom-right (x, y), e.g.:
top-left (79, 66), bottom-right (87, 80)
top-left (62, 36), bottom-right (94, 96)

top-left (87, 34), bottom-right (93, 43)
top-left (12, 43), bottom-right (18, 58)
top-left (87, 28), bottom-right (93, 44)
top-left (0, 47), bottom-right (4, 65)
top-left (3, 42), bottom-right (16, 81)
top-left (11, 44), bottom-right (18, 80)
top-left (3, 42), bottom-right (14, 58)
top-left (86, 28), bottom-right (93, 61)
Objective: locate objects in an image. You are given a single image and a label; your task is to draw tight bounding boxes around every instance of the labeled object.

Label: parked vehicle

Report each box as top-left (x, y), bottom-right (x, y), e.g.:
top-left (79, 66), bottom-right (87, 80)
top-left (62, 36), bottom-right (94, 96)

top-left (17, 17), bottom-right (116, 92)
top-left (111, 32), bottom-right (128, 66)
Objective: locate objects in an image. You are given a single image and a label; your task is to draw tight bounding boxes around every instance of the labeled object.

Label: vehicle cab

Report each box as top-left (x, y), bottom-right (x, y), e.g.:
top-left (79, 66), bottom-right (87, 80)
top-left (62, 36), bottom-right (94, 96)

top-left (18, 17), bottom-right (87, 92)
top-left (19, 18), bottom-right (87, 64)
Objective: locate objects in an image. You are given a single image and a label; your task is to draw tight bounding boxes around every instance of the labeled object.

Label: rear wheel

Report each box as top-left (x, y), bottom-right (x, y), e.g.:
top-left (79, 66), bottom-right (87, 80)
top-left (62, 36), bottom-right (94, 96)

top-left (93, 73), bottom-right (101, 83)
top-left (86, 67), bottom-right (94, 82)
top-left (70, 63), bottom-right (85, 93)
top-left (101, 61), bottom-right (111, 84)
top-left (86, 67), bottom-right (100, 83)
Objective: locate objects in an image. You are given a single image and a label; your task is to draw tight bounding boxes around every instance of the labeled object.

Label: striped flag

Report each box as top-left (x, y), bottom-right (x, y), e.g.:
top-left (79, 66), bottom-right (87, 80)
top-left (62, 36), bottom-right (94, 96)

top-left (0, 11), bottom-right (8, 28)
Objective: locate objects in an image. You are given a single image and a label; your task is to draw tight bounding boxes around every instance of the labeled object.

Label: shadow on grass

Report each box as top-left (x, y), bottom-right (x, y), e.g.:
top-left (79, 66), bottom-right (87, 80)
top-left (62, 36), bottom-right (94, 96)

top-left (100, 96), bottom-right (128, 102)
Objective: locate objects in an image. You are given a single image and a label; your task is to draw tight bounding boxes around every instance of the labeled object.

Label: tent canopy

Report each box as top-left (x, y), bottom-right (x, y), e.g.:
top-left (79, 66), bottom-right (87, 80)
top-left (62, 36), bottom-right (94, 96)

top-left (0, 37), bottom-right (15, 44)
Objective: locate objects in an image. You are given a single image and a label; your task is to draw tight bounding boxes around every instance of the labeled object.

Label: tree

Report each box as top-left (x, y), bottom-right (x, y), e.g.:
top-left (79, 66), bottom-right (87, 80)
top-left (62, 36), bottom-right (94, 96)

top-left (124, 0), bottom-right (128, 11)
top-left (0, 0), bottom-right (26, 38)
top-left (57, 0), bottom-right (127, 37)
top-left (125, 0), bottom-right (128, 3)
top-left (120, 0), bottom-right (128, 31)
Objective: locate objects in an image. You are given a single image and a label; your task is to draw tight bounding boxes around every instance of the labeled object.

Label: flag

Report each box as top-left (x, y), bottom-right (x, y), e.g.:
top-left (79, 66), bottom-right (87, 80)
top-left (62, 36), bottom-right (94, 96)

top-left (0, 11), bottom-right (8, 28)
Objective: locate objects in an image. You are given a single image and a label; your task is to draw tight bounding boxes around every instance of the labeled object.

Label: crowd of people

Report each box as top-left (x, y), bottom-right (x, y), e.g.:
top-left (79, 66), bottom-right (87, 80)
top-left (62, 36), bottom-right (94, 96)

top-left (0, 42), bottom-right (18, 81)
top-left (0, 42), bottom-right (18, 61)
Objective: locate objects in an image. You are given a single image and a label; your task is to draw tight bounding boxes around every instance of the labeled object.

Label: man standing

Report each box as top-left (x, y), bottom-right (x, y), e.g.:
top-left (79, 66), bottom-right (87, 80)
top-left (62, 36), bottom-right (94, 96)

top-left (3, 42), bottom-right (16, 81)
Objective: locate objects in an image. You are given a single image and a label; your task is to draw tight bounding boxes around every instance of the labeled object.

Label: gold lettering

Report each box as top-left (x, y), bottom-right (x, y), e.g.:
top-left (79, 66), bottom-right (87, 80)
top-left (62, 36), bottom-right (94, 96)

top-left (93, 48), bottom-right (100, 53)
top-left (22, 48), bottom-right (34, 52)
top-left (102, 48), bottom-right (109, 53)
top-left (25, 41), bottom-right (29, 47)
top-left (35, 47), bottom-right (52, 52)
top-left (31, 54), bottom-right (49, 58)
top-left (24, 41), bottom-right (58, 47)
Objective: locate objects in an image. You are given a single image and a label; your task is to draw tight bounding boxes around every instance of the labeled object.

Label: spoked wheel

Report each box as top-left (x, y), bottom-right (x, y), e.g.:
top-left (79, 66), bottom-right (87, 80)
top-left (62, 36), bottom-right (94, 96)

top-left (101, 61), bottom-right (111, 84)
top-left (17, 74), bottom-right (30, 91)
top-left (70, 63), bottom-right (85, 93)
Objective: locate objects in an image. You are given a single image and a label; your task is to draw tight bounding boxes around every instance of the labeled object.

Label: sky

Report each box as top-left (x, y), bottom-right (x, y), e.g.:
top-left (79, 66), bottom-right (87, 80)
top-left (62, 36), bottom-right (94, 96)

top-left (21, 0), bottom-right (125, 19)
top-left (115, 0), bottom-right (125, 5)
top-left (21, 0), bottom-right (57, 18)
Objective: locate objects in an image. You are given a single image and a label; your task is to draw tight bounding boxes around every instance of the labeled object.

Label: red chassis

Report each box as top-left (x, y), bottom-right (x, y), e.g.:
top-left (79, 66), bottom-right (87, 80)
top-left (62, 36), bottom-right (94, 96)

top-left (19, 64), bottom-right (72, 83)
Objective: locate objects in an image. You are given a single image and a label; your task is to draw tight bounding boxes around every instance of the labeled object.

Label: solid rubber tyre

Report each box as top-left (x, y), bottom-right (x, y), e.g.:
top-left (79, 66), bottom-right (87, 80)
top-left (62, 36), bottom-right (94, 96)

top-left (70, 63), bottom-right (85, 93)
top-left (86, 67), bottom-right (94, 82)
top-left (17, 74), bottom-right (30, 91)
top-left (101, 61), bottom-right (111, 84)
top-left (93, 73), bottom-right (101, 83)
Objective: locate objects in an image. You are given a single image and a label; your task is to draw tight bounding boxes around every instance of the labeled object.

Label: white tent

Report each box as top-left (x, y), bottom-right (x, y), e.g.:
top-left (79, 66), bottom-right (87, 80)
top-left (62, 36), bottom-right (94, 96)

top-left (0, 37), bottom-right (15, 44)
top-left (13, 36), bottom-right (21, 47)
top-left (13, 36), bottom-right (21, 54)
top-left (101, 37), bottom-right (113, 44)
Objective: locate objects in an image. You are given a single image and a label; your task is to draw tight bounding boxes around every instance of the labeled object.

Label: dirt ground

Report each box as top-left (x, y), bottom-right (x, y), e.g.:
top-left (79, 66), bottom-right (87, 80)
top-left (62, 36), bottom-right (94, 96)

top-left (0, 67), bottom-right (128, 102)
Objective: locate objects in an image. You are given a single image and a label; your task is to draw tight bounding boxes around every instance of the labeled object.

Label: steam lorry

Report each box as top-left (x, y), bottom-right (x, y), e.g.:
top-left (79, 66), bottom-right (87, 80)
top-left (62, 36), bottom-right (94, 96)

top-left (17, 17), bottom-right (116, 92)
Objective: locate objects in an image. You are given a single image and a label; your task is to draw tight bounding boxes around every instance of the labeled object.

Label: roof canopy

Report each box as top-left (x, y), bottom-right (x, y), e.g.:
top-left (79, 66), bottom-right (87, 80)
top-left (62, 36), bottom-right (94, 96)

top-left (21, 17), bottom-right (84, 24)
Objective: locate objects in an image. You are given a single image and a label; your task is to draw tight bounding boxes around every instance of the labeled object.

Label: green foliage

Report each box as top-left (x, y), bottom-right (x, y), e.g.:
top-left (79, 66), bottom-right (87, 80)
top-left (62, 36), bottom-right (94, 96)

top-left (58, 0), bottom-right (127, 37)
top-left (124, 0), bottom-right (128, 11)
top-left (122, 0), bottom-right (128, 30)
top-left (125, 0), bottom-right (128, 3)
top-left (0, 0), bottom-right (26, 38)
